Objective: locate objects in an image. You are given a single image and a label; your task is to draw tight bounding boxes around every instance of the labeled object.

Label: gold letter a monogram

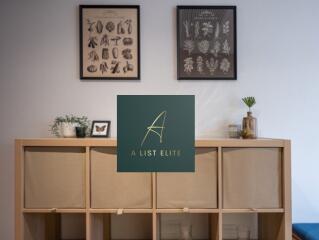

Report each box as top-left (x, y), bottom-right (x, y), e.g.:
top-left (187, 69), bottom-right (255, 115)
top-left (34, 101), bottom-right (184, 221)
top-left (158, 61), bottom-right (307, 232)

top-left (141, 111), bottom-right (167, 146)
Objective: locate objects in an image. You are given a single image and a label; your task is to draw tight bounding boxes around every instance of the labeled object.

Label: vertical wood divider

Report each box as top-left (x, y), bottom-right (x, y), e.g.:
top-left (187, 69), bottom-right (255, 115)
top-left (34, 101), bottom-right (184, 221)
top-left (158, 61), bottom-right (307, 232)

top-left (152, 172), bottom-right (157, 240)
top-left (218, 146), bottom-right (223, 240)
top-left (15, 140), bottom-right (23, 240)
top-left (44, 213), bottom-right (61, 240)
top-left (85, 146), bottom-right (91, 240)
top-left (283, 141), bottom-right (292, 240)
top-left (103, 214), bottom-right (111, 240)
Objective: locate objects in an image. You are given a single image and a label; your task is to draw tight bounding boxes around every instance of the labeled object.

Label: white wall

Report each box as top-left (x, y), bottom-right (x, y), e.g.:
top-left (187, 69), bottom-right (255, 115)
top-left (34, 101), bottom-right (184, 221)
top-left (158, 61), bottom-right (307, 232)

top-left (1, 0), bottom-right (319, 238)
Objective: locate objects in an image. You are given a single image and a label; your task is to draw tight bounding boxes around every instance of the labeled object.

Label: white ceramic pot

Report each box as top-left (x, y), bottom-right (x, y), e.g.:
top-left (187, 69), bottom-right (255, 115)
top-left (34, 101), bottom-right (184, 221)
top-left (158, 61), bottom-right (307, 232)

top-left (61, 122), bottom-right (77, 138)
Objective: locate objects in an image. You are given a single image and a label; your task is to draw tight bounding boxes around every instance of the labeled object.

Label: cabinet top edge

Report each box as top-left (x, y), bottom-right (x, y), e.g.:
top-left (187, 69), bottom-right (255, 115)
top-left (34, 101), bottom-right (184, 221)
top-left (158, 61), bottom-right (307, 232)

top-left (15, 138), bottom-right (289, 147)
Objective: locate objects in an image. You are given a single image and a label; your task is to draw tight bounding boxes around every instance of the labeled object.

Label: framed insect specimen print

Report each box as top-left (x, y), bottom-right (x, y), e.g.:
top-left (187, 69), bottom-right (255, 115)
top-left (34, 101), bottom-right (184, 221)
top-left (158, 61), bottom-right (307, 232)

top-left (177, 6), bottom-right (237, 80)
top-left (80, 5), bottom-right (140, 80)
top-left (91, 121), bottom-right (111, 137)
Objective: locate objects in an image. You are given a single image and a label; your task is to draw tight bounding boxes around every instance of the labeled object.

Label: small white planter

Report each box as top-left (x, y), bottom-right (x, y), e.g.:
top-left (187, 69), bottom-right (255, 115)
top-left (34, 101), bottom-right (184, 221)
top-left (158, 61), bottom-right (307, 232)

top-left (61, 122), bottom-right (78, 138)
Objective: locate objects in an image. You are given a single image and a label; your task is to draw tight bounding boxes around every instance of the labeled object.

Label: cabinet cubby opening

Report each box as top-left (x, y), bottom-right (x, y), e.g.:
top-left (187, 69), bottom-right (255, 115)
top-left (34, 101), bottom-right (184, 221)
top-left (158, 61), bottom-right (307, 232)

top-left (222, 212), bottom-right (284, 240)
top-left (90, 213), bottom-right (152, 240)
top-left (157, 148), bottom-right (218, 209)
top-left (222, 147), bottom-right (283, 209)
top-left (90, 147), bottom-right (153, 209)
top-left (23, 213), bottom-right (86, 240)
top-left (24, 147), bottom-right (86, 209)
top-left (158, 213), bottom-right (219, 240)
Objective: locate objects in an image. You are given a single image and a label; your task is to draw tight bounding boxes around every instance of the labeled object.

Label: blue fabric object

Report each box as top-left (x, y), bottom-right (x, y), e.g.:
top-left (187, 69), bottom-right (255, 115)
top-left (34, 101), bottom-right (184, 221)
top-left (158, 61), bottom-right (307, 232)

top-left (293, 223), bottom-right (319, 240)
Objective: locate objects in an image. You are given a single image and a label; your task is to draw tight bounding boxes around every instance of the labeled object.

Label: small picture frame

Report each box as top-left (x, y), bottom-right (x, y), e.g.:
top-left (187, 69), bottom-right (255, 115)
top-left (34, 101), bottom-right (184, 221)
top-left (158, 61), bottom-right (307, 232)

top-left (90, 121), bottom-right (111, 137)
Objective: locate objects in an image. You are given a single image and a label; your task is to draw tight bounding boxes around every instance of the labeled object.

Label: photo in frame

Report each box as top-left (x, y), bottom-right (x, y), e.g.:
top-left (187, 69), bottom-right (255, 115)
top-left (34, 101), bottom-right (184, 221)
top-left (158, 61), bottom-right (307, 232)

top-left (90, 121), bottom-right (111, 137)
top-left (80, 5), bottom-right (140, 80)
top-left (177, 6), bottom-right (237, 80)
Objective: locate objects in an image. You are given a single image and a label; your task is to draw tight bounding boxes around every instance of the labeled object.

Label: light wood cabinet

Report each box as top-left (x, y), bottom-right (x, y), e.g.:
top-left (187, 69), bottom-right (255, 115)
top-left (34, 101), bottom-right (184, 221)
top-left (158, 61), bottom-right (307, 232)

top-left (15, 138), bottom-right (291, 240)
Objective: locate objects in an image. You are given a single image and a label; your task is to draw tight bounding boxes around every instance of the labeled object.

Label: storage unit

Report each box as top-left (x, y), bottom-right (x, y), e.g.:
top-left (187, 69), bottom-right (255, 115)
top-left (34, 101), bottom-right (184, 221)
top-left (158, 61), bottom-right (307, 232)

top-left (24, 147), bottom-right (85, 209)
top-left (223, 147), bottom-right (282, 209)
top-left (15, 138), bottom-right (291, 240)
top-left (158, 213), bottom-right (218, 240)
top-left (23, 213), bottom-right (85, 240)
top-left (91, 213), bottom-right (152, 240)
top-left (157, 148), bottom-right (218, 209)
top-left (223, 212), bottom-right (285, 240)
top-left (90, 147), bottom-right (152, 209)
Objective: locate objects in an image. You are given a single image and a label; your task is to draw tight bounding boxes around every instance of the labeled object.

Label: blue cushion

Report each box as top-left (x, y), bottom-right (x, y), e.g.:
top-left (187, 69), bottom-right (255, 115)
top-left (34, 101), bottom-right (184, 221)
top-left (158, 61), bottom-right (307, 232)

top-left (293, 223), bottom-right (319, 240)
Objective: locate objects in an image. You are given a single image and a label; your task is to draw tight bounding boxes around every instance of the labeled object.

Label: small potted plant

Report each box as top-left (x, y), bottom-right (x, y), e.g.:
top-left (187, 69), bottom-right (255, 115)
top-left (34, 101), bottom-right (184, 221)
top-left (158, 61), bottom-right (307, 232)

top-left (50, 115), bottom-right (90, 138)
top-left (241, 96), bottom-right (257, 139)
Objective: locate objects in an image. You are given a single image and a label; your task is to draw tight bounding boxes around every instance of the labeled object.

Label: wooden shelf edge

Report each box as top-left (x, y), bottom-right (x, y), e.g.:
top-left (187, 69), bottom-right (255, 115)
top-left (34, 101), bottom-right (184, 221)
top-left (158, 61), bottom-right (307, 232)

top-left (89, 209), bottom-right (153, 214)
top-left (23, 209), bottom-right (86, 213)
top-left (222, 208), bottom-right (285, 213)
top-left (22, 208), bottom-right (286, 214)
top-left (17, 138), bottom-right (117, 147)
top-left (196, 139), bottom-right (287, 147)
top-left (15, 138), bottom-right (289, 148)
top-left (23, 208), bottom-right (285, 214)
top-left (156, 209), bottom-right (219, 213)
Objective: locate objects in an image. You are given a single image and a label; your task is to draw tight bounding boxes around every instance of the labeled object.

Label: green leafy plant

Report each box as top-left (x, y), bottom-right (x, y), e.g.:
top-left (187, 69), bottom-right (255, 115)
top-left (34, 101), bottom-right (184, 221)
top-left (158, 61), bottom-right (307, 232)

top-left (242, 96), bottom-right (256, 112)
top-left (50, 114), bottom-right (90, 137)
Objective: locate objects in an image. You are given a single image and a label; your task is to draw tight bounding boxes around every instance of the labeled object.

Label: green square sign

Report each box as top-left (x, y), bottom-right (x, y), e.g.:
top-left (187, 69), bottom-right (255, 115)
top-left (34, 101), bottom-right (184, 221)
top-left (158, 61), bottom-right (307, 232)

top-left (117, 95), bottom-right (195, 172)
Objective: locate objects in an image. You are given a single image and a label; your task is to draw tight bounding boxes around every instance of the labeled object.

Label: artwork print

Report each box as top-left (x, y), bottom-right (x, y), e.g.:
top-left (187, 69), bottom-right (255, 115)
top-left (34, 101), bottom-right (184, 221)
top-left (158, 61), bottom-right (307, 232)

top-left (91, 121), bottom-right (111, 137)
top-left (177, 6), bottom-right (237, 80)
top-left (80, 5), bottom-right (140, 79)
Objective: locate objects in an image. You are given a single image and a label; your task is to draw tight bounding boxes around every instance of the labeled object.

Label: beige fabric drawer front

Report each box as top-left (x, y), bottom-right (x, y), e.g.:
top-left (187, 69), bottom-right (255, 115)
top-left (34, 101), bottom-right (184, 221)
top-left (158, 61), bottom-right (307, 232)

top-left (223, 148), bottom-right (282, 209)
top-left (157, 148), bottom-right (218, 209)
top-left (25, 147), bottom-right (85, 209)
top-left (91, 147), bottom-right (152, 209)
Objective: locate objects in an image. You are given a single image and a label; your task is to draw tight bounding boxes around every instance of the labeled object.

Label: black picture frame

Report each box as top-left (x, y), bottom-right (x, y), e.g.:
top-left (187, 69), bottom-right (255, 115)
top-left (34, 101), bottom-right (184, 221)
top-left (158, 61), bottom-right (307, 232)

top-left (80, 5), bottom-right (140, 80)
top-left (177, 6), bottom-right (237, 80)
top-left (90, 120), bottom-right (111, 137)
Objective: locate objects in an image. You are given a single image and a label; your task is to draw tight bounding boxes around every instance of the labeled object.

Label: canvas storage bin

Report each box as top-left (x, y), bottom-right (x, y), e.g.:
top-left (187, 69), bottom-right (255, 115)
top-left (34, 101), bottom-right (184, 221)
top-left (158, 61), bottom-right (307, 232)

top-left (24, 147), bottom-right (85, 209)
top-left (223, 148), bottom-right (282, 209)
top-left (90, 147), bottom-right (152, 209)
top-left (157, 148), bottom-right (218, 209)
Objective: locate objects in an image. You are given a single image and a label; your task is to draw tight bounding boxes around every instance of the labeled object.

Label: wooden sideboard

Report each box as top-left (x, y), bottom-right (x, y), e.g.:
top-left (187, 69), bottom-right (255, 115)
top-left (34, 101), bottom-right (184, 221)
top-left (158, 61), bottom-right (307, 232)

top-left (15, 138), bottom-right (291, 240)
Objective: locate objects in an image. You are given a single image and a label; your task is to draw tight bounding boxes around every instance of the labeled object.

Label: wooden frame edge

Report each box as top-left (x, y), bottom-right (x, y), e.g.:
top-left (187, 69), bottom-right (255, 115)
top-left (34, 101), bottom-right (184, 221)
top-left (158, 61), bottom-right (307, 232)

top-left (284, 140), bottom-right (292, 239)
top-left (79, 5), bottom-right (141, 80)
top-left (15, 139), bottom-right (23, 240)
top-left (176, 5), bottom-right (237, 80)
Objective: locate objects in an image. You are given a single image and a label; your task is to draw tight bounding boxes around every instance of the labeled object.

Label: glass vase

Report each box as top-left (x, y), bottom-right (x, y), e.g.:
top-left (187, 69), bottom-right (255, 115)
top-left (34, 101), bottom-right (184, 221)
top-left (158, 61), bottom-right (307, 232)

top-left (242, 112), bottom-right (257, 139)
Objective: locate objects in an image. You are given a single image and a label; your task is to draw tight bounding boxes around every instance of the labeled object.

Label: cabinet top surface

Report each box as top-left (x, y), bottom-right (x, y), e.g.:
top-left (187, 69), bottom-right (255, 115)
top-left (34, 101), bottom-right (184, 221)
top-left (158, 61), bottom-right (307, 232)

top-left (15, 138), bottom-right (290, 147)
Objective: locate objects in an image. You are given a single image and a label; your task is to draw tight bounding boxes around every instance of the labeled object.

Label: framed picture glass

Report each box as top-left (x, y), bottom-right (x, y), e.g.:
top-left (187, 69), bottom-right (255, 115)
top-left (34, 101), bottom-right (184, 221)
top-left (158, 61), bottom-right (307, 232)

top-left (80, 5), bottom-right (140, 80)
top-left (91, 121), bottom-right (111, 137)
top-left (177, 6), bottom-right (237, 80)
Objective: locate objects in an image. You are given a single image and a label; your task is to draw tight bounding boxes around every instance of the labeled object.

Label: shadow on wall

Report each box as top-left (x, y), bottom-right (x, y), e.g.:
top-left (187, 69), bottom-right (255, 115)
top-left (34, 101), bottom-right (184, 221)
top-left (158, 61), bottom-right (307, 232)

top-left (195, 87), bottom-right (243, 137)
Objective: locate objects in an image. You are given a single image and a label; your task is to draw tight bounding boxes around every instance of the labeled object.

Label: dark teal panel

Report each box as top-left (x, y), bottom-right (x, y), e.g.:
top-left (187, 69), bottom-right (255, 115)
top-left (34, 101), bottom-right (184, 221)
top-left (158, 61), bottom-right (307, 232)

top-left (117, 95), bottom-right (195, 172)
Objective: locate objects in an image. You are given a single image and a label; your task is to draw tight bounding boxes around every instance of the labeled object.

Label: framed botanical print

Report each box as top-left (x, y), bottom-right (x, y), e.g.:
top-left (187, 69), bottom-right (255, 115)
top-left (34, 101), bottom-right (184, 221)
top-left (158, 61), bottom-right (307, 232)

top-left (177, 6), bottom-right (237, 80)
top-left (80, 5), bottom-right (140, 80)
